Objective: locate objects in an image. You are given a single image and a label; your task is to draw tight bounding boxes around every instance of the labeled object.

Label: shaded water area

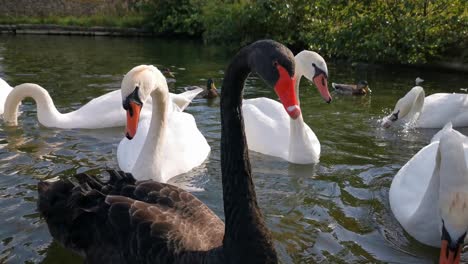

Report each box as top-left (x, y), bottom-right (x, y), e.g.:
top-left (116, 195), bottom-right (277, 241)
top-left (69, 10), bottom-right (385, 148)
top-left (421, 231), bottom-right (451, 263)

top-left (0, 35), bottom-right (467, 263)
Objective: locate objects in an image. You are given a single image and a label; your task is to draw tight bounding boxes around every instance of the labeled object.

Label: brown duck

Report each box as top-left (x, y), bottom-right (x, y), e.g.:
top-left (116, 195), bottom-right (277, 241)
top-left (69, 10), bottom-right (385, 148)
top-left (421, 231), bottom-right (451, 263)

top-left (185, 78), bottom-right (219, 99)
top-left (332, 80), bottom-right (370, 95)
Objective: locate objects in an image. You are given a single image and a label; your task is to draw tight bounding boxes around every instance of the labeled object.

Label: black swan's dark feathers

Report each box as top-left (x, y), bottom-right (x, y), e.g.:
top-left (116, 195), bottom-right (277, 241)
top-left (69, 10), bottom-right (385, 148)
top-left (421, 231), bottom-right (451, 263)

top-left (38, 170), bottom-right (225, 263)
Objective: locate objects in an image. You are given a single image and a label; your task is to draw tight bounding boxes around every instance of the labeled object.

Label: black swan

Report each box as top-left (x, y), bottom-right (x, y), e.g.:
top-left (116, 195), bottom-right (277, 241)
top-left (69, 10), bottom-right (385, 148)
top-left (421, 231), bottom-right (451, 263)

top-left (37, 39), bottom-right (299, 264)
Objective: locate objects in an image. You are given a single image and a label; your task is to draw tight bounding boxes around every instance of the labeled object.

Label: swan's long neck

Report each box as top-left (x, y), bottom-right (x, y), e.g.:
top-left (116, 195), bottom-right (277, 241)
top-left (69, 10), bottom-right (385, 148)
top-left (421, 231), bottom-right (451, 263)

top-left (294, 71), bottom-right (304, 106)
top-left (132, 87), bottom-right (169, 181)
top-left (3, 83), bottom-right (61, 126)
top-left (288, 73), bottom-right (319, 163)
top-left (220, 49), bottom-right (277, 262)
top-left (400, 86), bottom-right (425, 123)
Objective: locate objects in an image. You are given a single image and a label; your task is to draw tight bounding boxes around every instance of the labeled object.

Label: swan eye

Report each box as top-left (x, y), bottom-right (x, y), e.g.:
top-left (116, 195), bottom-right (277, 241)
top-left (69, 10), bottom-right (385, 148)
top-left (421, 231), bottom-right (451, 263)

top-left (273, 61), bottom-right (279, 67)
top-left (390, 110), bottom-right (400, 121)
top-left (312, 63), bottom-right (327, 78)
top-left (122, 87), bottom-right (142, 111)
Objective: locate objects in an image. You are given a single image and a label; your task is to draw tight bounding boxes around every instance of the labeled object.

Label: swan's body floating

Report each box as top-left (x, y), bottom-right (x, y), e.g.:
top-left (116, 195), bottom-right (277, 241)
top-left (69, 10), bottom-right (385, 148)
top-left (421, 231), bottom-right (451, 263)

top-left (0, 77), bottom-right (13, 114)
top-left (243, 50), bottom-right (331, 164)
top-left (382, 78), bottom-right (468, 129)
top-left (38, 39), bottom-right (299, 264)
top-left (332, 80), bottom-right (370, 95)
top-left (390, 123), bottom-right (468, 263)
top-left (3, 83), bottom-right (200, 129)
top-left (117, 65), bottom-right (209, 183)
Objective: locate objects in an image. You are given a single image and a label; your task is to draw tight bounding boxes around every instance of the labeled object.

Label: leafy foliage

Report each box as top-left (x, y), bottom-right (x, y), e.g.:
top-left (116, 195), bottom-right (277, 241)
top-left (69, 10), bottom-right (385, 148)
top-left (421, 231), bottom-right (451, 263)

top-left (140, 0), bottom-right (206, 36)
top-left (144, 0), bottom-right (467, 64)
top-left (1, 0), bottom-right (466, 64)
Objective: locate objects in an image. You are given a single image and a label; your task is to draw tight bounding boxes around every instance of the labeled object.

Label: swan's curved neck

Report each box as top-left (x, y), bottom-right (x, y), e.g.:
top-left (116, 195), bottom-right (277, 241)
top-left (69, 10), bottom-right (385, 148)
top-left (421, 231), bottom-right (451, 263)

top-left (220, 48), bottom-right (277, 262)
top-left (3, 83), bottom-right (61, 126)
top-left (294, 71), bottom-right (304, 106)
top-left (132, 87), bottom-right (169, 181)
top-left (400, 87), bottom-right (425, 122)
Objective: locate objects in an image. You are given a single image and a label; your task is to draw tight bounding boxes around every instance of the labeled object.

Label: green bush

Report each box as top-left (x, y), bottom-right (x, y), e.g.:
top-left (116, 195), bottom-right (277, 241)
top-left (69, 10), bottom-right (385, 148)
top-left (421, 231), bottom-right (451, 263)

top-left (141, 0), bottom-right (206, 36)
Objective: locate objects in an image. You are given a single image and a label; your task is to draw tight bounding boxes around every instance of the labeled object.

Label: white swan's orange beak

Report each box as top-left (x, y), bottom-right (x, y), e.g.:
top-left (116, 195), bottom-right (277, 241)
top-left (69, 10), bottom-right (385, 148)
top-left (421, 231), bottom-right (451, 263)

top-left (313, 73), bottom-right (332, 103)
top-left (274, 64), bottom-right (300, 119)
top-left (125, 101), bottom-right (142, 140)
top-left (440, 240), bottom-right (462, 264)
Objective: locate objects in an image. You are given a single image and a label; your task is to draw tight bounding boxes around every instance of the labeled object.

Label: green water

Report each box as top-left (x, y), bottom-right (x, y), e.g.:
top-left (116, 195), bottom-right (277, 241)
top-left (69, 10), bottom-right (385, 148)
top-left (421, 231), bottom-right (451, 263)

top-left (0, 35), bottom-right (467, 263)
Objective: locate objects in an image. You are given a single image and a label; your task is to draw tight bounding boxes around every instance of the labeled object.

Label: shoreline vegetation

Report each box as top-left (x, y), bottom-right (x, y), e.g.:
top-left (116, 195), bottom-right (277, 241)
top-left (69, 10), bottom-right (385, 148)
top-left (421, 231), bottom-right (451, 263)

top-left (0, 0), bottom-right (466, 70)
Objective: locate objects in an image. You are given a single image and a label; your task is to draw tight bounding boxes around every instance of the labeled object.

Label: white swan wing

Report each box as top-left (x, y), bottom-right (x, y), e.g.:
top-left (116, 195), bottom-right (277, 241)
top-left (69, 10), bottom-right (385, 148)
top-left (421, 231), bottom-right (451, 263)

top-left (417, 93), bottom-right (468, 128)
top-left (117, 117), bottom-right (150, 173)
top-left (243, 97), bottom-right (290, 160)
top-left (158, 111), bottom-right (210, 182)
top-left (169, 88), bottom-right (203, 112)
top-left (58, 88), bottom-right (197, 129)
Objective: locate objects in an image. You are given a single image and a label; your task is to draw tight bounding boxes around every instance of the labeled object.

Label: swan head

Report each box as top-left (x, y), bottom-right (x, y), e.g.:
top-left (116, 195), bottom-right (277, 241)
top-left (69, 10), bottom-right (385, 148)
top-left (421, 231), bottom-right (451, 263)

top-left (121, 65), bottom-right (166, 139)
top-left (436, 125), bottom-right (468, 264)
top-left (382, 86), bottom-right (425, 128)
top-left (248, 40), bottom-right (299, 119)
top-left (295, 50), bottom-right (332, 103)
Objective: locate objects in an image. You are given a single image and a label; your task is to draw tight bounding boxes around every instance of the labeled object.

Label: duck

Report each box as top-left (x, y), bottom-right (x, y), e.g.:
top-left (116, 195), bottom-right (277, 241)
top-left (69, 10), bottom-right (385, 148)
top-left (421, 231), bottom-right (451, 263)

top-left (332, 80), bottom-right (371, 95)
top-left (162, 67), bottom-right (176, 84)
top-left (184, 78), bottom-right (219, 99)
top-left (243, 50), bottom-right (332, 164)
top-left (382, 78), bottom-right (468, 128)
top-left (0, 77), bottom-right (13, 114)
top-left (117, 65), bottom-right (210, 183)
top-left (2, 82), bottom-right (201, 129)
top-left (389, 123), bottom-right (468, 264)
top-left (37, 39), bottom-right (299, 264)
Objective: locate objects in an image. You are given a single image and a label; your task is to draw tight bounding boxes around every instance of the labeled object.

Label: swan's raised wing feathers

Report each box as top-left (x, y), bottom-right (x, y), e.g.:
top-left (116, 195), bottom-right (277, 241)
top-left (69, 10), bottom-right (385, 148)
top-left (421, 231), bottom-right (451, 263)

top-left (170, 88), bottom-right (203, 112)
top-left (38, 170), bottom-right (224, 263)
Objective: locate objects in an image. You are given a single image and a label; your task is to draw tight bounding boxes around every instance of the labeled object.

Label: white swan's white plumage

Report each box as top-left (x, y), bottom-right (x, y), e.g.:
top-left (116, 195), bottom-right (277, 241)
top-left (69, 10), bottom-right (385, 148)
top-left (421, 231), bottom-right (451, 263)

top-left (3, 82), bottom-right (199, 129)
top-left (382, 81), bottom-right (468, 128)
top-left (390, 123), bottom-right (468, 250)
top-left (117, 65), bottom-right (209, 182)
top-left (0, 77), bottom-right (13, 114)
top-left (243, 50), bottom-right (331, 164)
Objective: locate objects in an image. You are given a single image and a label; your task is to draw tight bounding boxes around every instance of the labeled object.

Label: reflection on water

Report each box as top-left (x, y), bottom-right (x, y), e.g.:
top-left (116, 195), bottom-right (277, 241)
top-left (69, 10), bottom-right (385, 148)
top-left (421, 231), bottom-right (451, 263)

top-left (0, 35), bottom-right (467, 263)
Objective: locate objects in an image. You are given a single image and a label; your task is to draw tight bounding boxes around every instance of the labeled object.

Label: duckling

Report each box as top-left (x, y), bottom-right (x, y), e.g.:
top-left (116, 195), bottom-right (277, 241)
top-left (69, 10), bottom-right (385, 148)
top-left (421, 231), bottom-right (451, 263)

top-left (185, 78), bottom-right (219, 99)
top-left (332, 80), bottom-right (371, 95)
top-left (162, 67), bottom-right (176, 84)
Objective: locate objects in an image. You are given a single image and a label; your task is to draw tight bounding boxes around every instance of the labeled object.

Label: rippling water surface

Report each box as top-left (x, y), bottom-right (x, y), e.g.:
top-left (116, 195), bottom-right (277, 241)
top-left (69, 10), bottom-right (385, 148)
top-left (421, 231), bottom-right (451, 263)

top-left (0, 35), bottom-right (467, 263)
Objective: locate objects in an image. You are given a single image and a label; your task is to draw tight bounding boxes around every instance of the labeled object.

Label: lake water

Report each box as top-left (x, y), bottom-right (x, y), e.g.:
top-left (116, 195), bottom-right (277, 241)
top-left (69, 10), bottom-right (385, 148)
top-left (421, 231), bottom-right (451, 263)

top-left (0, 35), bottom-right (467, 263)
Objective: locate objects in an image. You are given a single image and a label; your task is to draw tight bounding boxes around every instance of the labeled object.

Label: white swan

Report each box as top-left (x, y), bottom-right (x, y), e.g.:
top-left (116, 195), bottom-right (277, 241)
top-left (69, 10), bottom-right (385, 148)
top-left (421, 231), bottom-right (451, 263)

top-left (117, 65), bottom-right (210, 182)
top-left (3, 82), bottom-right (201, 129)
top-left (243, 50), bottom-right (331, 164)
top-left (0, 77), bottom-right (13, 114)
top-left (382, 79), bottom-right (468, 129)
top-left (390, 123), bottom-right (468, 263)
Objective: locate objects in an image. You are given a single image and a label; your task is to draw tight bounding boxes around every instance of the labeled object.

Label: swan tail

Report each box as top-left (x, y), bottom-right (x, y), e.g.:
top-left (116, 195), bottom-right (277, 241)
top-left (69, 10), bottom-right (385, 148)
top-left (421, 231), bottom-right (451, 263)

top-left (171, 88), bottom-right (203, 112)
top-left (74, 170), bottom-right (136, 195)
